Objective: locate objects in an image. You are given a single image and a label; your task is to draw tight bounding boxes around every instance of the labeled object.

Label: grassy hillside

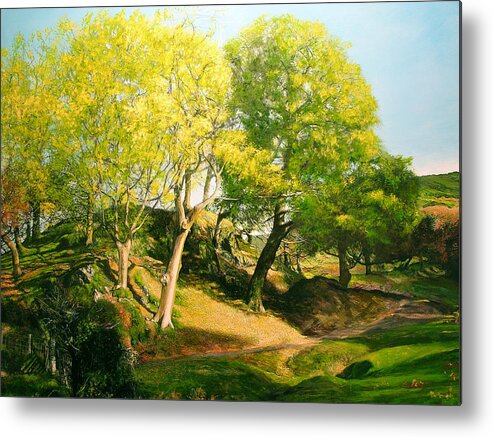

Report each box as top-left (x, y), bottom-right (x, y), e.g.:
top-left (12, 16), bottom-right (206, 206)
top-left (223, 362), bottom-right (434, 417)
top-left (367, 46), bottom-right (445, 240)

top-left (136, 319), bottom-right (460, 404)
top-left (419, 171), bottom-right (460, 207)
top-left (1, 221), bottom-right (460, 404)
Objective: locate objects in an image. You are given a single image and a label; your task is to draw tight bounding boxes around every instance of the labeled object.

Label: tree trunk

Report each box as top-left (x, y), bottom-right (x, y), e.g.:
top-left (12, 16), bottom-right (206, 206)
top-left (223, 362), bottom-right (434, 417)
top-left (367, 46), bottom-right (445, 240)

top-left (1, 232), bottom-right (22, 277)
top-left (153, 165), bottom-right (221, 330)
top-left (116, 239), bottom-right (132, 289)
top-left (247, 205), bottom-right (292, 312)
top-left (25, 212), bottom-right (32, 244)
top-left (401, 257), bottom-right (412, 270)
top-left (363, 247), bottom-right (372, 275)
top-left (13, 226), bottom-right (26, 255)
top-left (85, 195), bottom-right (94, 246)
top-left (153, 228), bottom-right (190, 329)
top-left (203, 167), bottom-right (213, 202)
top-left (49, 337), bottom-right (57, 374)
top-left (70, 348), bottom-right (82, 397)
top-left (184, 171), bottom-right (192, 211)
top-left (212, 208), bottom-right (226, 276)
top-left (32, 202), bottom-right (41, 240)
top-left (296, 251), bottom-right (303, 275)
top-left (338, 241), bottom-right (351, 288)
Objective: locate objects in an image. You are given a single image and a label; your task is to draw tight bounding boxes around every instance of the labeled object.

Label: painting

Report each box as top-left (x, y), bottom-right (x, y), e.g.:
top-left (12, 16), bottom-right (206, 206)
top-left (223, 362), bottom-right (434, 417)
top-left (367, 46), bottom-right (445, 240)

top-left (0, 1), bottom-right (460, 404)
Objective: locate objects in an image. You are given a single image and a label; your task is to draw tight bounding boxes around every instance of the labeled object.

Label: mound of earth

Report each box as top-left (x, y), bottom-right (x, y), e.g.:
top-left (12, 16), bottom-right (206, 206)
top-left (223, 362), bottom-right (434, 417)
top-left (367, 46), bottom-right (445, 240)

top-left (276, 276), bottom-right (447, 336)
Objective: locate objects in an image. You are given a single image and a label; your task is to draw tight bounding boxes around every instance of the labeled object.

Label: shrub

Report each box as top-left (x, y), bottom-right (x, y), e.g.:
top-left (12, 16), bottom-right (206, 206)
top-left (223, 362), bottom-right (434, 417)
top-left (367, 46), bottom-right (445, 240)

top-left (34, 279), bottom-right (136, 398)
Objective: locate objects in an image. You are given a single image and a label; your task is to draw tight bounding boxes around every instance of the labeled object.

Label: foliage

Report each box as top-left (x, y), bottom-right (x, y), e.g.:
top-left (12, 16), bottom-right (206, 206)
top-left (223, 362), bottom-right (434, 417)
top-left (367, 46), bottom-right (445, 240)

top-left (297, 152), bottom-right (420, 285)
top-left (0, 8), bottom-right (459, 403)
top-left (225, 14), bottom-right (380, 187)
top-left (35, 279), bottom-right (136, 398)
top-left (408, 208), bottom-right (459, 278)
top-left (1, 168), bottom-right (29, 240)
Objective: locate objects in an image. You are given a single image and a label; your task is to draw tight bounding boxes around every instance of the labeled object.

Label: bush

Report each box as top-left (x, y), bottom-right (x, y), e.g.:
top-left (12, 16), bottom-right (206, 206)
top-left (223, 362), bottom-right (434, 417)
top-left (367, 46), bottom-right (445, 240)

top-left (34, 279), bottom-right (136, 398)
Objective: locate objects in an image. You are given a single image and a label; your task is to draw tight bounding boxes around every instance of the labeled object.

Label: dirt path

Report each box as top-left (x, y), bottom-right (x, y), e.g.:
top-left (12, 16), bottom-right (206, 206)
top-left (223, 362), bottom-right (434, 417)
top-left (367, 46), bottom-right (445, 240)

top-left (320, 313), bottom-right (444, 340)
top-left (139, 339), bottom-right (320, 366)
top-left (139, 306), bottom-right (448, 366)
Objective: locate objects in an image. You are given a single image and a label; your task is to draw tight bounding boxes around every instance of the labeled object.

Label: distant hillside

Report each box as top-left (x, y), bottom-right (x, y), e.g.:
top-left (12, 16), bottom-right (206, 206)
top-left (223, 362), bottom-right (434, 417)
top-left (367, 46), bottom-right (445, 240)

top-left (419, 171), bottom-right (460, 208)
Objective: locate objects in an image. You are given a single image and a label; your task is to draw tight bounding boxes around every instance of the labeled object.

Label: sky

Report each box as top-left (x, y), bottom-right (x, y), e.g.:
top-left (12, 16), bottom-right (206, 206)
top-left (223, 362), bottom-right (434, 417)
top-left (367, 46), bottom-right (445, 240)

top-left (0, 1), bottom-right (460, 176)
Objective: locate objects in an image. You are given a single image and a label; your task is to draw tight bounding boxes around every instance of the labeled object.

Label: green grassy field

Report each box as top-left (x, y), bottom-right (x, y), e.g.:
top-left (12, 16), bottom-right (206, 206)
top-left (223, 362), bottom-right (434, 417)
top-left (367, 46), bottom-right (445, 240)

top-left (135, 319), bottom-right (459, 404)
top-left (419, 172), bottom-right (460, 207)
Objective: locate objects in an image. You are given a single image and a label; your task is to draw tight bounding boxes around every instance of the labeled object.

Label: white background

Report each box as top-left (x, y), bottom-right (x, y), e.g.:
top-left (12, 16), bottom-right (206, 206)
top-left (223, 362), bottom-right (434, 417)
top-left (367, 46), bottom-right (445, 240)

top-left (1, 0), bottom-right (491, 436)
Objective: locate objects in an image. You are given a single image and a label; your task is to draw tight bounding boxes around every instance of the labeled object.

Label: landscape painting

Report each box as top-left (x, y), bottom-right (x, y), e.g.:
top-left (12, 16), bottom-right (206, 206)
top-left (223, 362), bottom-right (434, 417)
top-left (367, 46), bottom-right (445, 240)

top-left (0, 1), bottom-right (460, 404)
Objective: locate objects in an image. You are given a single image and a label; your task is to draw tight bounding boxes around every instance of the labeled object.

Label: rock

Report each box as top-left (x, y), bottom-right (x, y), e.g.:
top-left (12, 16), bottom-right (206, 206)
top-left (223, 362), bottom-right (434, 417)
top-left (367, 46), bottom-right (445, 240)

top-left (62, 264), bottom-right (96, 287)
top-left (80, 264), bottom-right (95, 282)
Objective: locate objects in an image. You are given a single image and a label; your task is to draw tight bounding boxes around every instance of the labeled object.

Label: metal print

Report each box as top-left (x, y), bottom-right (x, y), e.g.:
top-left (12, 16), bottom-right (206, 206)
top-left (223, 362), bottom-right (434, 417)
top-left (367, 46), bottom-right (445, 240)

top-left (0, 1), bottom-right (460, 404)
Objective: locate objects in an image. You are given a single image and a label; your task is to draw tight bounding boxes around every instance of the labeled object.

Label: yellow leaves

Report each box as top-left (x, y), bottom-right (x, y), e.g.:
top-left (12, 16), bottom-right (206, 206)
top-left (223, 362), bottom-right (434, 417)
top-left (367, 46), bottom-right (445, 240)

top-left (369, 190), bottom-right (385, 202)
top-left (214, 132), bottom-right (284, 194)
top-left (336, 214), bottom-right (353, 226)
top-left (58, 17), bottom-right (76, 33)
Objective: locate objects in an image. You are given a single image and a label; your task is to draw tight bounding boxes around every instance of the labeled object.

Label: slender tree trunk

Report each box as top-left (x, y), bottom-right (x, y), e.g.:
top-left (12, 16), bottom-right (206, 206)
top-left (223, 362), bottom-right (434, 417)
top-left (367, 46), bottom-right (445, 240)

top-left (247, 204), bottom-right (292, 312)
top-left (212, 208), bottom-right (226, 276)
top-left (32, 202), bottom-right (41, 240)
top-left (203, 167), bottom-right (213, 202)
top-left (153, 164), bottom-right (222, 330)
top-left (85, 195), bottom-right (94, 246)
top-left (70, 348), bottom-right (82, 397)
top-left (1, 232), bottom-right (22, 277)
top-left (363, 247), bottom-right (372, 275)
top-left (25, 214), bottom-right (32, 244)
top-left (13, 226), bottom-right (26, 255)
top-left (116, 239), bottom-right (132, 289)
top-left (338, 241), bottom-right (351, 288)
top-left (153, 229), bottom-right (190, 329)
top-left (184, 171), bottom-right (192, 211)
top-left (49, 338), bottom-right (57, 374)
top-left (401, 257), bottom-right (412, 270)
top-left (296, 251), bottom-right (303, 275)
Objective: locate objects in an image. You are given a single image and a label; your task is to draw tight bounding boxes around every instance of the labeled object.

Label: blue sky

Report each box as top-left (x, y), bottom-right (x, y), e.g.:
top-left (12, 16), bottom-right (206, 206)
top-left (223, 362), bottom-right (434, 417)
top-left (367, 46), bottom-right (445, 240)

top-left (1, 1), bottom-right (460, 176)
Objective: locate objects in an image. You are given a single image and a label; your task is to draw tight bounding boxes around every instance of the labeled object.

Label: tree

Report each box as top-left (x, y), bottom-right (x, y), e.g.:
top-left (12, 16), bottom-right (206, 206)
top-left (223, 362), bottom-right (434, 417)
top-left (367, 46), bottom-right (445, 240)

top-left (148, 14), bottom-right (266, 328)
top-left (55, 11), bottom-right (184, 289)
top-left (298, 153), bottom-right (419, 287)
top-left (408, 205), bottom-right (459, 278)
top-left (359, 153), bottom-right (420, 272)
top-left (225, 15), bottom-right (379, 309)
top-left (1, 170), bottom-right (29, 277)
top-left (1, 30), bottom-right (63, 242)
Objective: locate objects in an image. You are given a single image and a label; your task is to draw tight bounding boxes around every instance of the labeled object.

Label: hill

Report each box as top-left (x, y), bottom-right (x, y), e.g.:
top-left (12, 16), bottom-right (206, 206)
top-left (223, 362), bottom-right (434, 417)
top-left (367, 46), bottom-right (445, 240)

top-left (419, 171), bottom-right (460, 208)
top-left (1, 220), bottom-right (460, 404)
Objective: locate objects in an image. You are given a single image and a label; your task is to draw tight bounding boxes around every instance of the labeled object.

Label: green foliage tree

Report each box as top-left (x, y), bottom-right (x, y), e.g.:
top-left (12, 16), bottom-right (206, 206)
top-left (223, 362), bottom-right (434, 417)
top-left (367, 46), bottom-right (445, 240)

top-left (298, 153), bottom-right (420, 287)
top-left (55, 11), bottom-right (188, 289)
top-left (1, 169), bottom-right (29, 277)
top-left (1, 30), bottom-right (63, 241)
top-left (225, 15), bottom-right (379, 308)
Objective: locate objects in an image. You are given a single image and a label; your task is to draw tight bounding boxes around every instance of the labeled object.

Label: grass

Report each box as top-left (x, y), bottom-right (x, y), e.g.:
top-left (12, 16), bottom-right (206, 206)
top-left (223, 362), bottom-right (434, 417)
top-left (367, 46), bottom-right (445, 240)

top-left (288, 341), bottom-right (369, 377)
top-left (135, 358), bottom-right (284, 401)
top-left (135, 318), bottom-right (460, 405)
top-left (351, 270), bottom-right (460, 308)
top-left (419, 172), bottom-right (460, 208)
top-left (419, 172), bottom-right (460, 199)
top-left (1, 373), bottom-right (69, 398)
top-left (138, 273), bottom-right (309, 360)
top-left (2, 220), bottom-right (460, 405)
